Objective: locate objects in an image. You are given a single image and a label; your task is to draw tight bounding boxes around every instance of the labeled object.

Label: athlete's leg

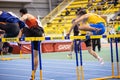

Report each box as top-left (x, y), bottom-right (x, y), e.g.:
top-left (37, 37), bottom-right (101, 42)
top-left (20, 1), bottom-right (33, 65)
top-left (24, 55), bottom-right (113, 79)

top-left (87, 46), bottom-right (99, 58)
top-left (85, 39), bottom-right (104, 64)
top-left (30, 41), bottom-right (39, 80)
top-left (29, 27), bottom-right (43, 79)
top-left (0, 23), bottom-right (20, 37)
top-left (33, 41), bottom-right (39, 73)
top-left (79, 24), bottom-right (101, 32)
top-left (87, 46), bottom-right (104, 64)
top-left (67, 41), bottom-right (74, 59)
top-left (34, 50), bottom-right (38, 73)
top-left (0, 23), bottom-right (20, 55)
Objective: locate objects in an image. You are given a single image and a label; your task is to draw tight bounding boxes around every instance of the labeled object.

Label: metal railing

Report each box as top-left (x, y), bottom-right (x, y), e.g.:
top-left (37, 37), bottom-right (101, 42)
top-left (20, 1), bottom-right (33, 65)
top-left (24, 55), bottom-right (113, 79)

top-left (41, 0), bottom-right (74, 26)
top-left (103, 4), bottom-right (114, 15)
top-left (87, 3), bottom-right (115, 15)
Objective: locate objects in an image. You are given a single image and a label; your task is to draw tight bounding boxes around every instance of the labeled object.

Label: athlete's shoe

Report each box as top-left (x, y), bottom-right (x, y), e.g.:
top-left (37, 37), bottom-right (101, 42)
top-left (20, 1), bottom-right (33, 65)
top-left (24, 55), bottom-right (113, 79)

top-left (98, 58), bottom-right (104, 65)
top-left (30, 75), bottom-right (35, 80)
top-left (67, 53), bottom-right (72, 59)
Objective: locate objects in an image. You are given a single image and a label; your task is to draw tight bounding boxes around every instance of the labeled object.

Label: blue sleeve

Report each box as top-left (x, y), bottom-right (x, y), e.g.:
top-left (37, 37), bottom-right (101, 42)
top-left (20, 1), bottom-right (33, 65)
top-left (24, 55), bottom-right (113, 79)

top-left (18, 20), bottom-right (25, 29)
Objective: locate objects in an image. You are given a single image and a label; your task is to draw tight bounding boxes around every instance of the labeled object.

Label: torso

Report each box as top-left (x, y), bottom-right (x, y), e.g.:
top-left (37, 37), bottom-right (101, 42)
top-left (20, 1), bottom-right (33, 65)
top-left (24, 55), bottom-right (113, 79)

top-left (86, 13), bottom-right (106, 24)
top-left (23, 14), bottom-right (38, 28)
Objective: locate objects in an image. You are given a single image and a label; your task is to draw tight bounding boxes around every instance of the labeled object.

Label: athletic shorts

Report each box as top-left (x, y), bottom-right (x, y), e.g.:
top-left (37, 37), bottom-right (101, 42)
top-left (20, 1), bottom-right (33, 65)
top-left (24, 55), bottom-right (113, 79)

top-left (80, 34), bottom-right (91, 47)
top-left (23, 27), bottom-right (44, 50)
top-left (0, 23), bottom-right (20, 37)
top-left (90, 22), bottom-right (105, 35)
top-left (84, 39), bottom-right (91, 47)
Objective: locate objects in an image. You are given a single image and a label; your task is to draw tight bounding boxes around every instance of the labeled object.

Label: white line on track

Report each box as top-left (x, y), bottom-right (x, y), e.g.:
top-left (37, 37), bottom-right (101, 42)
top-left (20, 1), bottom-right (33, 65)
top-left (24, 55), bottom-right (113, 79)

top-left (0, 73), bottom-right (28, 78)
top-left (0, 61), bottom-right (113, 72)
top-left (0, 73), bottom-right (54, 80)
top-left (0, 63), bottom-right (112, 72)
top-left (0, 66), bottom-right (113, 75)
top-left (0, 60), bottom-right (112, 67)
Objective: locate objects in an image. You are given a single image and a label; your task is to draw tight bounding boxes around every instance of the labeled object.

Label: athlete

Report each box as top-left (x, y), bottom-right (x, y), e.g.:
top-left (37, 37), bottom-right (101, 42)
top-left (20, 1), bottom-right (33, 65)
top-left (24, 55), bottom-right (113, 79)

top-left (67, 19), bottom-right (80, 59)
top-left (0, 11), bottom-right (25, 53)
top-left (67, 8), bottom-right (106, 35)
top-left (19, 8), bottom-right (44, 80)
top-left (67, 8), bottom-right (106, 64)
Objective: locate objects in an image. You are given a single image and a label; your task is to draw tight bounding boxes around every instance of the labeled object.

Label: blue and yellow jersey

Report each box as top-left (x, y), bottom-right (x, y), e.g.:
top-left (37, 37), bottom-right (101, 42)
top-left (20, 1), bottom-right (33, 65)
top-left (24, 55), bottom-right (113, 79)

top-left (80, 30), bottom-right (86, 35)
top-left (86, 13), bottom-right (106, 25)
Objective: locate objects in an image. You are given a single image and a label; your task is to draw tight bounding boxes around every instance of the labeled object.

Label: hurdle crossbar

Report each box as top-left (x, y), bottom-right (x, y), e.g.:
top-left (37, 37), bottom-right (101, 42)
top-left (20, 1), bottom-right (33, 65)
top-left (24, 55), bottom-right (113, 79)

top-left (0, 34), bottom-right (119, 42)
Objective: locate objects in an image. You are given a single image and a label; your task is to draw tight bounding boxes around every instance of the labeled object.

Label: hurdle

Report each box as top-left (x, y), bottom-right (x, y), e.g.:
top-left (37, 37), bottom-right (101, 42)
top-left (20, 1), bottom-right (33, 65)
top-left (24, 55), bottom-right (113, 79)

top-left (74, 40), bottom-right (80, 80)
top-left (0, 37), bottom-right (31, 61)
top-left (68, 35), bottom-right (120, 80)
top-left (90, 35), bottom-right (120, 80)
top-left (0, 38), bottom-right (18, 61)
top-left (0, 35), bottom-right (120, 80)
top-left (74, 39), bottom-right (84, 80)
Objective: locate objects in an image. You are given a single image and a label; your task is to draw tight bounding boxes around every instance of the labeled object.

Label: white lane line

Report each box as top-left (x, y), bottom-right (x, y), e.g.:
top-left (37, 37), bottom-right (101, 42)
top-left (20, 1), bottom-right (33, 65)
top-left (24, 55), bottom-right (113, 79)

top-left (0, 64), bottom-right (112, 72)
top-left (0, 73), bottom-right (53, 80)
top-left (0, 73), bottom-right (111, 80)
top-left (0, 73), bottom-right (28, 78)
top-left (0, 67), bottom-right (113, 75)
top-left (0, 62), bottom-right (113, 72)
top-left (0, 67), bottom-right (30, 71)
top-left (0, 61), bottom-right (112, 67)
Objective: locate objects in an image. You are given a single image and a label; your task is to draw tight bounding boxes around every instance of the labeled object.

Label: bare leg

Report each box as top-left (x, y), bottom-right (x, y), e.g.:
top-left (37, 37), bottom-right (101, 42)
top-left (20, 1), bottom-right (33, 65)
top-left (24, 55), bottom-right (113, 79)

top-left (87, 46), bottom-right (99, 59)
top-left (70, 42), bottom-right (74, 53)
top-left (67, 42), bottom-right (74, 59)
top-left (34, 50), bottom-right (38, 73)
top-left (31, 50), bottom-right (38, 80)
top-left (79, 25), bottom-right (101, 31)
top-left (87, 46), bottom-right (104, 64)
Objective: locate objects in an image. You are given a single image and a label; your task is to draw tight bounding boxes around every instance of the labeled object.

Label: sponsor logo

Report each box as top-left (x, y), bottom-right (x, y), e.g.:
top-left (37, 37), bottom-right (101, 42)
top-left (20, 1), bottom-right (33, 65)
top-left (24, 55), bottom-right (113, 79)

top-left (58, 44), bottom-right (71, 50)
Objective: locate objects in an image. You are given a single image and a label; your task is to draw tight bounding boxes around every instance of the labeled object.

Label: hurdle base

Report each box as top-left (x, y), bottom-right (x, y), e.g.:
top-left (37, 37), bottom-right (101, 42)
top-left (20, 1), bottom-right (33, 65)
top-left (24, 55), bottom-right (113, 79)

top-left (0, 58), bottom-right (12, 61)
top-left (0, 56), bottom-right (29, 61)
top-left (91, 75), bottom-right (120, 80)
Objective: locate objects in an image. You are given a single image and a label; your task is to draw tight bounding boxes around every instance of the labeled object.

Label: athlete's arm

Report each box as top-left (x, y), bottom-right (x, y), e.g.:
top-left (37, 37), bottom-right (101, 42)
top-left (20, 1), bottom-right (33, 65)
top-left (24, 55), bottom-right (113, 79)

top-left (17, 29), bottom-right (23, 38)
top-left (67, 14), bottom-right (89, 35)
top-left (67, 23), bottom-right (75, 35)
top-left (74, 14), bottom-right (89, 24)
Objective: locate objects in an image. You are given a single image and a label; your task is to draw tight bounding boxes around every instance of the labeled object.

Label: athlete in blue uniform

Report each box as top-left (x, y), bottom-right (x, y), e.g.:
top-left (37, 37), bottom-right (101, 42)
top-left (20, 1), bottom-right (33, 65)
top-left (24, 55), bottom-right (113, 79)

top-left (0, 11), bottom-right (25, 37)
top-left (0, 11), bottom-right (25, 52)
